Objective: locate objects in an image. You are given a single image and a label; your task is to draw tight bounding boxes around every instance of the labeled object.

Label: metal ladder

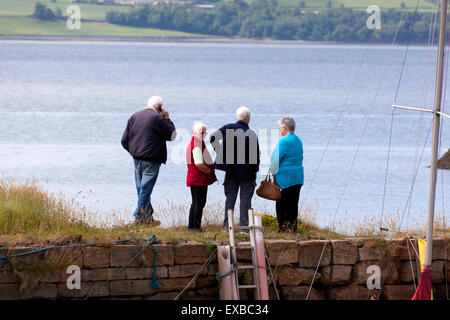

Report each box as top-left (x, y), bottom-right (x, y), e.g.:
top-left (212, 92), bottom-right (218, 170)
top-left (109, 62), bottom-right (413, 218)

top-left (227, 208), bottom-right (261, 300)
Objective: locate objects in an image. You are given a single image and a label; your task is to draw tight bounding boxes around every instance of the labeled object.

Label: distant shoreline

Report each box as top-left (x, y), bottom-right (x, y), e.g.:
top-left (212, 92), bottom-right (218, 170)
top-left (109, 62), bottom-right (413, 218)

top-left (0, 34), bottom-right (333, 44)
top-left (0, 34), bottom-right (432, 46)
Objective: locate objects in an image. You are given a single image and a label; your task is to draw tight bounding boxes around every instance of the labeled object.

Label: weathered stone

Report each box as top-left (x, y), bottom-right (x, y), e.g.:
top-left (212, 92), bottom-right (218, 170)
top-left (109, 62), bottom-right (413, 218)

top-left (180, 288), bottom-right (219, 300)
top-left (10, 247), bottom-right (44, 266)
top-left (399, 261), bottom-right (418, 283)
top-left (125, 266), bottom-right (168, 280)
top-left (141, 244), bottom-right (175, 266)
top-left (20, 283), bottom-right (57, 299)
top-left (358, 240), bottom-right (387, 261)
top-left (0, 283), bottom-right (20, 299)
top-left (40, 269), bottom-right (68, 283)
top-left (174, 242), bottom-right (210, 265)
top-left (382, 285), bottom-right (415, 300)
top-left (331, 240), bottom-right (358, 265)
top-left (195, 276), bottom-right (218, 289)
top-left (81, 268), bottom-right (125, 281)
top-left (298, 241), bottom-right (331, 268)
top-left (110, 279), bottom-right (157, 296)
top-left (281, 286), bottom-right (325, 300)
top-left (110, 245), bottom-right (144, 267)
top-left (327, 284), bottom-right (377, 300)
top-left (431, 239), bottom-right (446, 260)
top-left (433, 285), bottom-right (449, 300)
top-left (0, 272), bottom-right (17, 283)
top-left (275, 266), bottom-right (320, 286)
top-left (84, 247), bottom-right (110, 268)
top-left (143, 291), bottom-right (178, 300)
top-left (168, 264), bottom-right (207, 278)
top-left (387, 239), bottom-right (416, 260)
top-left (320, 265), bottom-right (353, 286)
top-left (266, 240), bottom-right (299, 266)
top-left (207, 264), bottom-right (218, 276)
top-left (431, 260), bottom-right (445, 283)
top-left (355, 261), bottom-right (398, 285)
top-left (44, 247), bottom-right (84, 268)
top-left (236, 241), bottom-right (252, 262)
top-left (158, 277), bottom-right (196, 292)
top-left (57, 281), bottom-right (109, 298)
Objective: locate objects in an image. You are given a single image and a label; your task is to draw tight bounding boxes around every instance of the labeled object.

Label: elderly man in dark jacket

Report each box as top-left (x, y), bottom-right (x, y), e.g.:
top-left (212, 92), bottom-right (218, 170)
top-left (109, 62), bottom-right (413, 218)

top-left (210, 106), bottom-right (260, 229)
top-left (121, 96), bottom-right (176, 225)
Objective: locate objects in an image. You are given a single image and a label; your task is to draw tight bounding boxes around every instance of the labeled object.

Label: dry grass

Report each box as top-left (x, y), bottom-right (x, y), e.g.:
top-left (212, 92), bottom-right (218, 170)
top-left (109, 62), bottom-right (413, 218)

top-left (0, 180), bottom-right (447, 248)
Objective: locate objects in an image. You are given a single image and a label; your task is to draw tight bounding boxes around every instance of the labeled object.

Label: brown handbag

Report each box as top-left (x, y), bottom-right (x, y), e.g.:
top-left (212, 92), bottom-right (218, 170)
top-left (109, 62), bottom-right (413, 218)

top-left (256, 172), bottom-right (282, 201)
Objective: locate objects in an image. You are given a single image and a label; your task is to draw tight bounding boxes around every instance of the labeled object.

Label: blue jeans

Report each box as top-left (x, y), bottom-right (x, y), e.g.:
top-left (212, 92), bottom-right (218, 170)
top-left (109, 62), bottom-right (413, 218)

top-left (133, 159), bottom-right (160, 221)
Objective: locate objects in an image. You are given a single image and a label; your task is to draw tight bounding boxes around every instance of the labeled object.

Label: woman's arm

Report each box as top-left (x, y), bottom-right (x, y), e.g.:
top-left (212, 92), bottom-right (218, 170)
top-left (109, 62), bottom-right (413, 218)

top-left (193, 146), bottom-right (211, 175)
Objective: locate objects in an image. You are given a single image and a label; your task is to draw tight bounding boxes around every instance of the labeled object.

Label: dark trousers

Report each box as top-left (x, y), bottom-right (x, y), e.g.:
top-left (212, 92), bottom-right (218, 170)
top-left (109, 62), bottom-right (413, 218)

top-left (223, 173), bottom-right (256, 228)
top-left (276, 184), bottom-right (302, 232)
top-left (189, 186), bottom-right (208, 229)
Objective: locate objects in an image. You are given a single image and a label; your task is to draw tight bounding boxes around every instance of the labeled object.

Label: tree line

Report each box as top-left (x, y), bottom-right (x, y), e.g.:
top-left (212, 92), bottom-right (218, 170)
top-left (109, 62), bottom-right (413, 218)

top-left (105, 0), bottom-right (438, 42)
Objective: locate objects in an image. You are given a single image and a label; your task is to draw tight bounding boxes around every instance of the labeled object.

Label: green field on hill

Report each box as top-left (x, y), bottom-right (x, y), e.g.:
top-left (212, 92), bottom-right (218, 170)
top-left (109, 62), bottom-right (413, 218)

top-left (0, 0), bottom-right (439, 38)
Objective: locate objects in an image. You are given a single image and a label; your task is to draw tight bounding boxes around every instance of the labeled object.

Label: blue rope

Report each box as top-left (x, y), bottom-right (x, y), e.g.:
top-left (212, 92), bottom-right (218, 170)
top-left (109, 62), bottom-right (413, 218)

top-left (215, 263), bottom-right (238, 281)
top-left (146, 235), bottom-right (160, 289)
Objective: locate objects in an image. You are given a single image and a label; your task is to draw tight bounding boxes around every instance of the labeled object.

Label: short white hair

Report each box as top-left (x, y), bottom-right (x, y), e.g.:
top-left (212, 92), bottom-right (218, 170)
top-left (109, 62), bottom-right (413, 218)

top-left (279, 116), bottom-right (296, 132)
top-left (193, 121), bottom-right (206, 135)
top-left (147, 96), bottom-right (163, 108)
top-left (236, 106), bottom-right (251, 121)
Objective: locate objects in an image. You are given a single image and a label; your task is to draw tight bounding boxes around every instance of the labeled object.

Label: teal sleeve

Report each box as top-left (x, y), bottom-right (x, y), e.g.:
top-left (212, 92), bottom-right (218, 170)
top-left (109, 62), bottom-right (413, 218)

top-left (270, 142), bottom-right (280, 174)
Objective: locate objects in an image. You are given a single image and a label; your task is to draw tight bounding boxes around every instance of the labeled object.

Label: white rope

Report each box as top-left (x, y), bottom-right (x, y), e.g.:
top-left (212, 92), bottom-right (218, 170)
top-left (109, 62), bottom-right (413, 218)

top-left (306, 0), bottom-right (414, 300)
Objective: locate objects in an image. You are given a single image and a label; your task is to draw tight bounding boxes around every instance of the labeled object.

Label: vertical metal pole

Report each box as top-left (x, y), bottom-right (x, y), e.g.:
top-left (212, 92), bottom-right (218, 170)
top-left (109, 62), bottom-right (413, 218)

top-left (425, 0), bottom-right (447, 267)
top-left (228, 209), bottom-right (239, 300)
top-left (248, 209), bottom-right (260, 300)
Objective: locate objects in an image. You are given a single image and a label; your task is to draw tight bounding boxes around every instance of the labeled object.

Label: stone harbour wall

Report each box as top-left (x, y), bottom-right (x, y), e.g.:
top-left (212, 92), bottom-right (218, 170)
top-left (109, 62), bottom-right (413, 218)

top-left (0, 238), bottom-right (448, 300)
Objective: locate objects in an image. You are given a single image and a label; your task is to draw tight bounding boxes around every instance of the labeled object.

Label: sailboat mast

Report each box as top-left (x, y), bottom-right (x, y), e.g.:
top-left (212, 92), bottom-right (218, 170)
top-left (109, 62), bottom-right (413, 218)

top-left (425, 0), bottom-right (447, 267)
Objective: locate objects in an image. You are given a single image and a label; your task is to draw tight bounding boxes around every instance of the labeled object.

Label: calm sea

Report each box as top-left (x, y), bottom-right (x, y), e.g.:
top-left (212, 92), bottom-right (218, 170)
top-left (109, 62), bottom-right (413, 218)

top-left (0, 40), bottom-right (449, 231)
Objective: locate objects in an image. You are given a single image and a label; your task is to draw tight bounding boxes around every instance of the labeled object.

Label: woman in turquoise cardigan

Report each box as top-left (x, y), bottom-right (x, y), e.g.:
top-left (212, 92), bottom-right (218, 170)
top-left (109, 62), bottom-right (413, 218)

top-left (269, 117), bottom-right (304, 233)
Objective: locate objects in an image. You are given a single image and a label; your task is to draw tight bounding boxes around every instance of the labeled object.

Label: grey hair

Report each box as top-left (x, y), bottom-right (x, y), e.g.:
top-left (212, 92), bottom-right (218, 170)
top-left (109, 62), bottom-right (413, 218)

top-left (236, 106), bottom-right (251, 121)
top-left (147, 96), bottom-right (163, 108)
top-left (278, 117), bottom-right (296, 132)
top-left (192, 121), bottom-right (206, 135)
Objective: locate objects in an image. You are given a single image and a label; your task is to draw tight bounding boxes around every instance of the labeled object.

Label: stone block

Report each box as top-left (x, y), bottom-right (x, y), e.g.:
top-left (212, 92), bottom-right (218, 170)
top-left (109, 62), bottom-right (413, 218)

top-left (236, 242), bottom-right (252, 262)
top-left (110, 245), bottom-right (144, 267)
top-left (180, 288), bottom-right (219, 300)
top-left (195, 276), bottom-right (218, 289)
top-left (169, 264), bottom-right (207, 278)
top-left (174, 242), bottom-right (211, 265)
top-left (57, 281), bottom-right (109, 298)
top-left (275, 266), bottom-right (320, 286)
top-left (84, 247), bottom-right (110, 268)
top-left (110, 279), bottom-right (157, 296)
top-left (331, 240), bottom-right (358, 265)
top-left (40, 269), bottom-right (68, 283)
top-left (44, 247), bottom-right (84, 268)
top-left (358, 240), bottom-right (387, 261)
top-left (327, 284), bottom-right (377, 300)
top-left (0, 272), bottom-right (17, 283)
top-left (143, 291), bottom-right (178, 300)
top-left (20, 283), bottom-right (57, 300)
top-left (207, 264), bottom-right (218, 276)
top-left (9, 247), bottom-right (44, 266)
top-left (320, 265), bottom-right (353, 286)
top-left (125, 266), bottom-right (168, 280)
top-left (382, 285), bottom-right (415, 300)
top-left (81, 268), bottom-right (125, 281)
top-left (265, 240), bottom-right (298, 267)
top-left (431, 239), bottom-right (446, 260)
top-left (280, 286), bottom-right (325, 300)
top-left (141, 244), bottom-right (175, 266)
top-left (431, 260), bottom-right (445, 283)
top-left (0, 283), bottom-right (20, 300)
top-left (298, 241), bottom-right (331, 268)
top-left (158, 277), bottom-right (196, 292)
top-left (399, 261), bottom-right (418, 283)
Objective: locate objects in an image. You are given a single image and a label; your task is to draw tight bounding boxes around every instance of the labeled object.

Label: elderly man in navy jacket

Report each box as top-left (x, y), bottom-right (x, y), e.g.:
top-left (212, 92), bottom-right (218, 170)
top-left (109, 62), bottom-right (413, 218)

top-left (121, 96), bottom-right (176, 225)
top-left (210, 106), bottom-right (260, 229)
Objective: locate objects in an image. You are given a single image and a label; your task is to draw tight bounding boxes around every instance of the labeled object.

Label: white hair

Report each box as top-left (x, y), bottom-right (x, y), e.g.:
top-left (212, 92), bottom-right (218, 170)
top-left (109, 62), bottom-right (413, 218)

top-left (147, 96), bottom-right (163, 108)
top-left (279, 116), bottom-right (296, 132)
top-left (236, 106), bottom-right (251, 121)
top-left (192, 121), bottom-right (206, 135)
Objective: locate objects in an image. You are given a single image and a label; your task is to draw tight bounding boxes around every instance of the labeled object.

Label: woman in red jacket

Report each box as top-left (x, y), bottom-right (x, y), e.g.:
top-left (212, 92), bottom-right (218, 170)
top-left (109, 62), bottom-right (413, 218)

top-left (186, 122), bottom-right (217, 231)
